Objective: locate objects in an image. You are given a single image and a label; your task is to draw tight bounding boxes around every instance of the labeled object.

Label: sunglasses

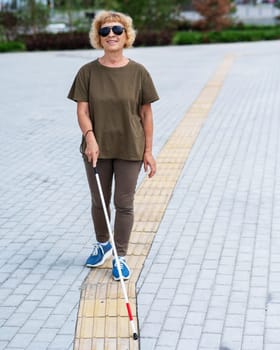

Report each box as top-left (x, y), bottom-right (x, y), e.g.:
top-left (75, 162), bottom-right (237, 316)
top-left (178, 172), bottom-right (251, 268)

top-left (98, 25), bottom-right (126, 37)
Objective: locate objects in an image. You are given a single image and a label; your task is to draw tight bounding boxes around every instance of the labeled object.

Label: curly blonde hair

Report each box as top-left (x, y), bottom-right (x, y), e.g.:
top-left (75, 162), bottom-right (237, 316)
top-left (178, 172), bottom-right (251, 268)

top-left (89, 11), bottom-right (136, 49)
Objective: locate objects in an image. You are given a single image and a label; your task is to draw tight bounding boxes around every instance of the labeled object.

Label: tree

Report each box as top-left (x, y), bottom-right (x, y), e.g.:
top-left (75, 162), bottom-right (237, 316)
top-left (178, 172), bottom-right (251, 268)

top-left (0, 11), bottom-right (19, 41)
top-left (19, 0), bottom-right (50, 34)
top-left (192, 0), bottom-right (232, 31)
top-left (93, 0), bottom-right (119, 8)
top-left (116, 0), bottom-right (187, 31)
top-left (274, 0), bottom-right (280, 9)
top-left (52, 0), bottom-right (118, 28)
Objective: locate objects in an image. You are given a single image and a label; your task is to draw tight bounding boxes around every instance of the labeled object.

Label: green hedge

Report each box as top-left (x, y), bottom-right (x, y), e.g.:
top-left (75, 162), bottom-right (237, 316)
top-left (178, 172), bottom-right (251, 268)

top-left (0, 41), bottom-right (26, 52)
top-left (173, 27), bottom-right (280, 45)
top-left (20, 32), bottom-right (91, 51)
top-left (1, 26), bottom-right (280, 52)
top-left (19, 30), bottom-right (173, 50)
top-left (134, 30), bottom-right (173, 47)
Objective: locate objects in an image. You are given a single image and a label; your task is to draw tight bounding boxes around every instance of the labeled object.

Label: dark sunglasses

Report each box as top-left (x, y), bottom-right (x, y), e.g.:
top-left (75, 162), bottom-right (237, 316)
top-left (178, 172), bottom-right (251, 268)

top-left (98, 25), bottom-right (125, 37)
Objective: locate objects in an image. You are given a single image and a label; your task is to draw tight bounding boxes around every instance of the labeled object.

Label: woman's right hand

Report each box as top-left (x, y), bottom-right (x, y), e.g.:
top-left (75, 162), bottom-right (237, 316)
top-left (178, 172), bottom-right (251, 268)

top-left (85, 138), bottom-right (99, 167)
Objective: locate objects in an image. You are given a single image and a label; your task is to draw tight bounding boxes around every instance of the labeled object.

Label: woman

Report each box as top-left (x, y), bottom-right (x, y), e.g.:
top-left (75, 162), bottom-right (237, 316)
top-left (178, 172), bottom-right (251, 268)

top-left (68, 10), bottom-right (159, 281)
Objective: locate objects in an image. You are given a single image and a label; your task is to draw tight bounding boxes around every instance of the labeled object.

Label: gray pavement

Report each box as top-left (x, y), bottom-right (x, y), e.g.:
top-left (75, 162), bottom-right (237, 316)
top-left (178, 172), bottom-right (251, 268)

top-left (1, 40), bottom-right (280, 350)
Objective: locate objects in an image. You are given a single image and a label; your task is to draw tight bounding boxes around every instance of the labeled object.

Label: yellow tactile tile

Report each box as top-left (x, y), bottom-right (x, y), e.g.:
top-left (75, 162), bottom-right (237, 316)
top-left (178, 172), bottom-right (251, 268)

top-left (74, 54), bottom-right (235, 350)
top-left (105, 299), bottom-right (117, 317)
top-left (80, 317), bottom-right (94, 338)
top-left (93, 317), bottom-right (106, 338)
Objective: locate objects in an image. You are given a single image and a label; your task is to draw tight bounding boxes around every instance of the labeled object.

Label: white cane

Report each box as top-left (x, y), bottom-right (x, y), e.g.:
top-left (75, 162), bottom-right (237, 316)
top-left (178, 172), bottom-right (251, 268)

top-left (93, 167), bottom-right (138, 340)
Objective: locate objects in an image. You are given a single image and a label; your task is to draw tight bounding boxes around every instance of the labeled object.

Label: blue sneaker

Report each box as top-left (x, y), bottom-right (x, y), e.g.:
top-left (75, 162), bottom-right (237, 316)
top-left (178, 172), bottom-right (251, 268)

top-left (85, 242), bottom-right (112, 267)
top-left (112, 257), bottom-right (131, 281)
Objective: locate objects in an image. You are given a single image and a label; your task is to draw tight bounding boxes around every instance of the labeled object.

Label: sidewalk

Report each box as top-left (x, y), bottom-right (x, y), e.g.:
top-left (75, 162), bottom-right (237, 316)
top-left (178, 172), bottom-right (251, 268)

top-left (0, 40), bottom-right (280, 350)
top-left (137, 41), bottom-right (280, 350)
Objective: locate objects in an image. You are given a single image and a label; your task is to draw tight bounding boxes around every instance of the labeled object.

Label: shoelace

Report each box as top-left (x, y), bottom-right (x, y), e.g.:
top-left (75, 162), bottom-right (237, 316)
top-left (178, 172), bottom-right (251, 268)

top-left (115, 257), bottom-right (125, 269)
top-left (91, 244), bottom-right (103, 256)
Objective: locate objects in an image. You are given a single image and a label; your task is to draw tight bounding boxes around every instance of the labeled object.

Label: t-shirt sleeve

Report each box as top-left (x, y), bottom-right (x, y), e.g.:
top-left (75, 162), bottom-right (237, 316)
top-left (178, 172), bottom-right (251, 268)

top-left (67, 65), bottom-right (89, 102)
top-left (141, 68), bottom-right (159, 105)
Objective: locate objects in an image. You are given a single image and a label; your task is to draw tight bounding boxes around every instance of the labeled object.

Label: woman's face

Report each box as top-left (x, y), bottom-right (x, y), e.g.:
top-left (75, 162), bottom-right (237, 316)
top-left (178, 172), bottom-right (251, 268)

top-left (99, 21), bottom-right (127, 52)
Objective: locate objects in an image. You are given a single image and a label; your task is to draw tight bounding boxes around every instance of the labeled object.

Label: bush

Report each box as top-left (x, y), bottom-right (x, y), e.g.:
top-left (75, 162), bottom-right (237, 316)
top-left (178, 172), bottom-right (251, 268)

top-left (3, 30), bottom-right (173, 51)
top-left (220, 27), bottom-right (280, 42)
top-left (2, 24), bottom-right (280, 52)
top-left (275, 0), bottom-right (280, 9)
top-left (0, 41), bottom-right (26, 52)
top-left (134, 30), bottom-right (173, 47)
top-left (20, 30), bottom-right (173, 50)
top-left (20, 31), bottom-right (91, 51)
top-left (172, 26), bottom-right (280, 45)
top-left (231, 23), bottom-right (279, 31)
top-left (172, 31), bottom-right (203, 45)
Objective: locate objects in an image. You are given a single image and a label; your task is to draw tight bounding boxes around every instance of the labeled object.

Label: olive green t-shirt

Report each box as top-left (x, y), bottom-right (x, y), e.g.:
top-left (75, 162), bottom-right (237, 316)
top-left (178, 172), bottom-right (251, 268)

top-left (68, 59), bottom-right (159, 161)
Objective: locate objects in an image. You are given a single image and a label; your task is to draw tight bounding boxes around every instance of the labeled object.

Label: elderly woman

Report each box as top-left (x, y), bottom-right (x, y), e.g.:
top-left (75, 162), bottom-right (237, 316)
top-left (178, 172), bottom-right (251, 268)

top-left (68, 11), bottom-right (159, 280)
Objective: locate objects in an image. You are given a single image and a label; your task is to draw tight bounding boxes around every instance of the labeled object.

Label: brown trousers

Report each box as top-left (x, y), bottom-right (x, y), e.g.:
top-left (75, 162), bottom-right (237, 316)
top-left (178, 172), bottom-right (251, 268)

top-left (83, 158), bottom-right (142, 256)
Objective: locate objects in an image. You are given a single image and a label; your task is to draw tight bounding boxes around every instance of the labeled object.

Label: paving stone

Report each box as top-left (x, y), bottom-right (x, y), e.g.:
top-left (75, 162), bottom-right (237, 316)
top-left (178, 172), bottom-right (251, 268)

top-left (157, 331), bottom-right (180, 347)
top-left (0, 342), bottom-right (9, 350)
top-left (140, 322), bottom-right (162, 338)
top-left (0, 326), bottom-right (20, 341)
top-left (4, 313), bottom-right (30, 327)
top-left (8, 333), bottom-right (34, 348)
top-left (199, 333), bottom-right (222, 348)
top-left (177, 339), bottom-right (199, 350)
top-left (32, 328), bottom-right (57, 343)
top-left (26, 342), bottom-right (50, 350)
top-left (163, 317), bottom-right (184, 332)
top-left (265, 345), bottom-right (280, 350)
top-left (181, 325), bottom-right (202, 340)
top-left (139, 338), bottom-right (157, 350)
top-left (48, 334), bottom-right (74, 349)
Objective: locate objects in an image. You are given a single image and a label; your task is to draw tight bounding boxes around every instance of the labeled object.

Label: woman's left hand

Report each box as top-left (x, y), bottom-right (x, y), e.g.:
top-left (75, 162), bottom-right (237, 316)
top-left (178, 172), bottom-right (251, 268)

top-left (144, 151), bottom-right (156, 178)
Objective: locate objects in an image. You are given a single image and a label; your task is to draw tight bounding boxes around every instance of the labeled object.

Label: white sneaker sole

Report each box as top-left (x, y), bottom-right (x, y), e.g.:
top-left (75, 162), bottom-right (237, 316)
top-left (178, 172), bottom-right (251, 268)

top-left (86, 248), bottom-right (112, 267)
top-left (113, 273), bottom-right (131, 281)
